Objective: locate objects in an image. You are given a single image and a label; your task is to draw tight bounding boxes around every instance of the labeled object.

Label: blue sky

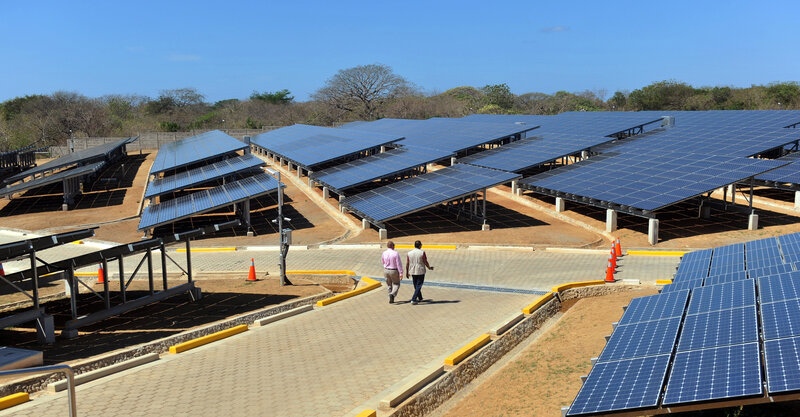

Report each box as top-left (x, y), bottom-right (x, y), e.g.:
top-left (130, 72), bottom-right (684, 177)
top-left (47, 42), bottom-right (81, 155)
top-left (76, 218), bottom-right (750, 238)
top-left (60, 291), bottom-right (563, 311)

top-left (1, 0), bottom-right (798, 102)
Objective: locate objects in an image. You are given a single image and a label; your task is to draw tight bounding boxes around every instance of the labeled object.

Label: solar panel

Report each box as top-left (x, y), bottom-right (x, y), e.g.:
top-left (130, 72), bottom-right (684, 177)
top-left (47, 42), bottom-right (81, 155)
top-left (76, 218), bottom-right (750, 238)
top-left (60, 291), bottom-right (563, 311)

top-left (310, 147), bottom-right (452, 193)
top-left (566, 355), bottom-right (671, 416)
top-left (748, 263), bottom-right (796, 279)
top-left (341, 164), bottom-right (520, 225)
top-left (149, 130), bottom-right (248, 175)
top-left (677, 306), bottom-right (758, 352)
top-left (686, 279), bottom-right (756, 315)
top-left (340, 118), bottom-right (536, 153)
top-left (138, 172), bottom-right (281, 230)
top-left (779, 233), bottom-right (800, 259)
top-left (462, 112), bottom-right (665, 137)
top-left (618, 291), bottom-right (689, 326)
top-left (6, 136), bottom-right (135, 183)
top-left (145, 154), bottom-right (265, 198)
top-left (758, 271), bottom-right (800, 304)
top-left (703, 270), bottom-right (749, 286)
top-left (598, 317), bottom-right (681, 362)
top-left (764, 336), bottom-right (800, 394)
top-left (520, 151), bottom-right (787, 212)
top-left (673, 249), bottom-right (712, 282)
top-left (761, 298), bottom-right (800, 341)
top-left (662, 343), bottom-right (762, 405)
top-left (0, 162), bottom-right (105, 197)
top-left (709, 243), bottom-right (746, 275)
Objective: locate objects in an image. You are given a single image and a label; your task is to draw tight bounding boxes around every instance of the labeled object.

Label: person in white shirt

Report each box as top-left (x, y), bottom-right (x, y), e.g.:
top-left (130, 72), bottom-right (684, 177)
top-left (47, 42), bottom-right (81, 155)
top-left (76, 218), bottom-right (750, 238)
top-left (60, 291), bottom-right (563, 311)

top-left (405, 240), bottom-right (433, 305)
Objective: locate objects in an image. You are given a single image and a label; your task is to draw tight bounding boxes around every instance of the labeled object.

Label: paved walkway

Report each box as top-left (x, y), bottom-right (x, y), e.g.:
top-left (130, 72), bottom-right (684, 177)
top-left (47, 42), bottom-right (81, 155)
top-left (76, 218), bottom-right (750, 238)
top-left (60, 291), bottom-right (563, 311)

top-left (5, 286), bottom-right (532, 417)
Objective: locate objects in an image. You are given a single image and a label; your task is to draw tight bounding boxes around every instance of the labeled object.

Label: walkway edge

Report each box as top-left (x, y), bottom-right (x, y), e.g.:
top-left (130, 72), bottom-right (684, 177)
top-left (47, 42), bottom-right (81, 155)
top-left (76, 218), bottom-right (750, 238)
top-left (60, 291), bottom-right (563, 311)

top-left (444, 334), bottom-right (491, 367)
top-left (0, 392), bottom-right (29, 411)
top-left (47, 353), bottom-right (159, 392)
top-left (627, 250), bottom-right (687, 256)
top-left (169, 324), bottom-right (249, 354)
top-left (316, 277), bottom-right (381, 307)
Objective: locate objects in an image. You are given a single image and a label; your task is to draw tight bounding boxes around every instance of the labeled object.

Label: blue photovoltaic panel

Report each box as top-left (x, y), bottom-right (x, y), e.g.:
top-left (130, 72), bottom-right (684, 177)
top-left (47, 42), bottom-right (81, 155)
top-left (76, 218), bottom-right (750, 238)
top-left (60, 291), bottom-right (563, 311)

top-left (756, 152), bottom-right (800, 184)
top-left (138, 172), bottom-right (281, 230)
top-left (618, 290), bottom-right (689, 326)
top-left (764, 336), bottom-right (800, 394)
top-left (687, 279), bottom-right (756, 315)
top-left (340, 118), bottom-right (536, 153)
top-left (745, 237), bottom-right (782, 269)
top-left (310, 147), bottom-right (452, 193)
top-left (520, 151), bottom-right (787, 212)
top-left (709, 243), bottom-right (745, 275)
top-left (677, 306), bottom-right (758, 352)
top-left (779, 233), bottom-right (800, 261)
top-left (145, 154), bottom-right (265, 198)
top-left (462, 112), bottom-right (665, 137)
top-left (663, 343), bottom-right (762, 405)
top-left (703, 270), bottom-right (749, 287)
top-left (758, 271), bottom-right (800, 304)
top-left (673, 249), bottom-right (712, 282)
top-left (0, 162), bottom-right (106, 197)
top-left (598, 317), bottom-right (681, 362)
top-left (566, 355), bottom-right (670, 416)
top-left (748, 263), bottom-right (795, 279)
top-left (661, 278), bottom-right (704, 293)
top-left (150, 130), bottom-right (248, 175)
top-left (341, 164), bottom-right (520, 225)
top-left (761, 298), bottom-right (800, 341)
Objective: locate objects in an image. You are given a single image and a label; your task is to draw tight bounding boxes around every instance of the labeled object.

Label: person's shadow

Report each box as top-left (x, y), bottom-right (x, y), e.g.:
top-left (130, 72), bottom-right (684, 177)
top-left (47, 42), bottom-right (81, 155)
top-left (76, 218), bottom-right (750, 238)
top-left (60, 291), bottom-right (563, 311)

top-left (396, 299), bottom-right (460, 305)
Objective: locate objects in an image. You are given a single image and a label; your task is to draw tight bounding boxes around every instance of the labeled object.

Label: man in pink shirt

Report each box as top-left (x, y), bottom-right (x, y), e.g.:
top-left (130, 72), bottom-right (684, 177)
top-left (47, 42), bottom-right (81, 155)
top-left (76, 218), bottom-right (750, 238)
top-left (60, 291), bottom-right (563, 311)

top-left (381, 241), bottom-right (403, 304)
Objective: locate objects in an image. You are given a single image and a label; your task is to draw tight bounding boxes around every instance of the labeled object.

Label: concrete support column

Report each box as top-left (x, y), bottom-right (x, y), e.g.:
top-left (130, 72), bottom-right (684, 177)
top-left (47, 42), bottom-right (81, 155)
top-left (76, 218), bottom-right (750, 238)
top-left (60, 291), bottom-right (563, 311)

top-left (581, 150), bottom-right (589, 160)
top-left (511, 180), bottom-right (518, 195)
top-left (605, 209), bottom-right (617, 233)
top-left (555, 197), bottom-right (565, 213)
top-left (700, 205), bottom-right (711, 219)
top-left (728, 184), bottom-right (736, 205)
top-left (648, 218), bottom-right (659, 246)
top-left (482, 223), bottom-right (491, 231)
top-left (340, 205), bottom-right (346, 214)
top-left (362, 218), bottom-right (370, 230)
top-left (339, 195), bottom-right (345, 203)
top-left (378, 228), bottom-right (388, 240)
top-left (322, 187), bottom-right (329, 200)
top-left (280, 157), bottom-right (285, 167)
top-left (297, 166), bottom-right (302, 178)
top-left (749, 213), bottom-right (759, 230)
top-left (307, 174), bottom-right (314, 187)
top-left (450, 156), bottom-right (457, 165)
top-left (794, 191), bottom-right (800, 211)
top-left (380, 146), bottom-right (386, 153)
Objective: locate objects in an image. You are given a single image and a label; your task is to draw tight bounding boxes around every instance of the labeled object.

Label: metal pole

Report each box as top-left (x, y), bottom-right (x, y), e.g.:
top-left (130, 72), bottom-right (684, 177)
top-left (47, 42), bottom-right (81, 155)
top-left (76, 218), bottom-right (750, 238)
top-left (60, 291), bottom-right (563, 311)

top-left (146, 248), bottom-right (154, 295)
top-left (29, 250), bottom-right (39, 311)
top-left (68, 266), bottom-right (77, 320)
top-left (102, 257), bottom-right (110, 309)
top-left (160, 243), bottom-right (168, 290)
top-left (278, 172), bottom-right (287, 286)
top-left (185, 240), bottom-right (193, 283)
top-left (749, 177), bottom-right (754, 210)
top-left (118, 256), bottom-right (126, 303)
top-left (0, 365), bottom-right (77, 417)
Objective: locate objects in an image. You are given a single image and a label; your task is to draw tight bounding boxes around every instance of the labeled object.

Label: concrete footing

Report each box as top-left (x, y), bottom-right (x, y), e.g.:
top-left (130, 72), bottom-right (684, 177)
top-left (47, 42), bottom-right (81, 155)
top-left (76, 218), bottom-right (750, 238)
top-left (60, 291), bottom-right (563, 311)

top-left (322, 187), bottom-right (329, 200)
top-left (511, 180), bottom-right (518, 195)
top-left (795, 191), bottom-right (800, 211)
top-left (362, 218), bottom-right (370, 230)
top-left (482, 223), bottom-right (491, 231)
top-left (378, 228), bottom-right (388, 240)
top-left (728, 184), bottom-right (736, 205)
top-left (297, 166), bottom-right (302, 177)
top-left (62, 203), bottom-right (69, 211)
top-left (450, 156), bottom-right (457, 165)
top-left (555, 197), bottom-right (565, 213)
top-left (648, 218), bottom-right (659, 246)
top-left (749, 213), bottom-right (759, 230)
top-left (581, 150), bottom-right (589, 160)
top-left (605, 209), bottom-right (617, 233)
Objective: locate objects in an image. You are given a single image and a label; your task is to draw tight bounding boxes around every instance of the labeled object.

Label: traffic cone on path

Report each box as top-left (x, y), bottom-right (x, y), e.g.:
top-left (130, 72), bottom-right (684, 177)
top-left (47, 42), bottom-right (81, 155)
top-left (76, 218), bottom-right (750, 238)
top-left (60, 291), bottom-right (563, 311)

top-left (609, 250), bottom-right (617, 269)
top-left (615, 238), bottom-right (622, 257)
top-left (605, 261), bottom-right (615, 283)
top-left (0, 263), bottom-right (5, 277)
top-left (247, 258), bottom-right (257, 282)
top-left (97, 264), bottom-right (105, 284)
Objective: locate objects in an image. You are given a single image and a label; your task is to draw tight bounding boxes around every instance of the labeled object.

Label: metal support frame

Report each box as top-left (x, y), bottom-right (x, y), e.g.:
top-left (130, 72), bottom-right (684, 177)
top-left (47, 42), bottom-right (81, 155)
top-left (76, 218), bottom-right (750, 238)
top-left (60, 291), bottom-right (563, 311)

top-left (0, 365), bottom-right (77, 417)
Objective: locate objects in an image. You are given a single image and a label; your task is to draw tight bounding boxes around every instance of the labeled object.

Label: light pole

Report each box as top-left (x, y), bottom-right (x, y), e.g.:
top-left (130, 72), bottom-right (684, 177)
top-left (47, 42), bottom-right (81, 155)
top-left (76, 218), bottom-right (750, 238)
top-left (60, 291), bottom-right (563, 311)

top-left (266, 168), bottom-right (292, 286)
top-left (222, 119), bottom-right (226, 132)
top-left (69, 130), bottom-right (74, 153)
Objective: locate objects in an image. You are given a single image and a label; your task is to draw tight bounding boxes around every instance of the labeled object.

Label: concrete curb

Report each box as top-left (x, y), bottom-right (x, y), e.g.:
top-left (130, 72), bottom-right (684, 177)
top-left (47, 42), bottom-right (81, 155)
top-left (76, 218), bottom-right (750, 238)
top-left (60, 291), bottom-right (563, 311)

top-left (627, 250), bottom-right (687, 256)
top-left (169, 324), bottom-right (249, 354)
top-left (254, 305), bottom-right (313, 326)
top-left (316, 277), bottom-right (381, 307)
top-left (47, 353), bottom-right (159, 392)
top-left (444, 334), bottom-right (491, 367)
top-left (0, 392), bottom-right (29, 411)
top-left (545, 247), bottom-right (608, 255)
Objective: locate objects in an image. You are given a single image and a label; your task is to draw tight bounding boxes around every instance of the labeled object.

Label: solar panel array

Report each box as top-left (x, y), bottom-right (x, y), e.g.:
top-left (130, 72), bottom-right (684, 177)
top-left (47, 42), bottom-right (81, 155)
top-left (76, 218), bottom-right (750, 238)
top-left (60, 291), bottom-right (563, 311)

top-left (6, 136), bottom-right (136, 183)
top-left (756, 152), bottom-right (800, 185)
top-left (568, 232), bottom-right (800, 416)
top-left (0, 162), bottom-right (105, 197)
top-left (149, 130), bottom-right (248, 175)
top-left (520, 151), bottom-right (787, 212)
top-left (310, 147), bottom-right (452, 193)
top-left (138, 172), bottom-right (281, 230)
top-left (250, 124), bottom-right (403, 170)
top-left (144, 154), bottom-right (265, 199)
top-left (341, 163), bottom-right (519, 225)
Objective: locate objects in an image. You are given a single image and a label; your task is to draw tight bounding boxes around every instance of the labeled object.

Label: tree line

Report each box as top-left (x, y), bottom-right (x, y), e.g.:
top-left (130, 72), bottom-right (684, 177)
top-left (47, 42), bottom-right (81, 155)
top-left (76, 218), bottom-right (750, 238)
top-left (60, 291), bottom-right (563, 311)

top-left (0, 63), bottom-right (798, 151)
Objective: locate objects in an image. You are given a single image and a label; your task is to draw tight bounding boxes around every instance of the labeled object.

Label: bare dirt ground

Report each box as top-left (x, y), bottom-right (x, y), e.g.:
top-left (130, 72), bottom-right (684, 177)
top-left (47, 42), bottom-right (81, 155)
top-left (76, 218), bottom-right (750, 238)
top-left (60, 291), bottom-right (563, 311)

top-left (0, 275), bottom-right (343, 365)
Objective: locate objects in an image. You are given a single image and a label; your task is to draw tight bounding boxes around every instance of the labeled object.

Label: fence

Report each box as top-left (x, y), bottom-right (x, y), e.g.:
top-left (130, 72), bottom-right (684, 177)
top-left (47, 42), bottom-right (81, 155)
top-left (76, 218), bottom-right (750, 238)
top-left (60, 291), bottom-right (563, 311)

top-left (49, 128), bottom-right (282, 157)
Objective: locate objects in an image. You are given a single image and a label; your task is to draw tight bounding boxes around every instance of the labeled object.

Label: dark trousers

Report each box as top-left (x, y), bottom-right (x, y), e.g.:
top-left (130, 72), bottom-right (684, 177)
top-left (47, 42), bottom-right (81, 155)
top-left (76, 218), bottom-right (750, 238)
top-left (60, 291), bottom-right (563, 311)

top-left (411, 274), bottom-right (425, 301)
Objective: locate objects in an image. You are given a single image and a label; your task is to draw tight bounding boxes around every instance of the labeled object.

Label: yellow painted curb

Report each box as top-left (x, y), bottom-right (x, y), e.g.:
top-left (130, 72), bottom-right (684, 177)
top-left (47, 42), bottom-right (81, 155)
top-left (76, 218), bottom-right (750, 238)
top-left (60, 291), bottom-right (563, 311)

top-left (444, 334), bottom-right (491, 366)
top-left (316, 277), bottom-right (381, 307)
top-left (394, 244), bottom-right (457, 250)
top-left (522, 292), bottom-right (554, 315)
top-left (551, 280), bottom-right (606, 293)
top-left (287, 270), bottom-right (357, 276)
top-left (176, 247), bottom-right (236, 253)
top-left (70, 240), bottom-right (84, 244)
top-left (627, 250), bottom-right (688, 256)
top-left (169, 324), bottom-right (248, 354)
top-left (0, 393), bottom-right (29, 410)
top-left (656, 279), bottom-right (673, 285)
top-left (41, 271), bottom-right (98, 278)
top-left (354, 410), bottom-right (377, 417)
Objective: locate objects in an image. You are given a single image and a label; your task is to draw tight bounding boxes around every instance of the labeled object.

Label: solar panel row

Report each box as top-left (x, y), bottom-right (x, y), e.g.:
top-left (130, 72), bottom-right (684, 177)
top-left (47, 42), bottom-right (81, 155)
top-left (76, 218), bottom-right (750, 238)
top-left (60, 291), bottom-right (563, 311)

top-left (144, 154), bottom-right (265, 199)
top-left (0, 162), bottom-right (105, 197)
top-left (149, 130), bottom-right (248, 175)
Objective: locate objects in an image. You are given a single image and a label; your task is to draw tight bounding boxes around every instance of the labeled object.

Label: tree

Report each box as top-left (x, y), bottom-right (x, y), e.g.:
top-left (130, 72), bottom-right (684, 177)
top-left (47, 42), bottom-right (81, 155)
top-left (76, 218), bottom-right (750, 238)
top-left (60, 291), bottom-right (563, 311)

top-left (250, 89), bottom-right (293, 105)
top-left (608, 91), bottom-right (628, 110)
top-left (628, 80), bottom-right (696, 110)
top-left (766, 82), bottom-right (800, 107)
top-left (313, 64), bottom-right (409, 120)
top-left (481, 83), bottom-right (514, 110)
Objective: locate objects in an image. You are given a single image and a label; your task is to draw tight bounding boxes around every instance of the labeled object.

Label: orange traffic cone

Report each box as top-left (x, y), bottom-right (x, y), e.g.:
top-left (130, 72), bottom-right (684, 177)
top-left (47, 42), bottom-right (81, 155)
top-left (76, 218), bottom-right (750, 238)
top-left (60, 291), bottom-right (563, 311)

top-left (247, 258), bottom-right (257, 281)
top-left (0, 263), bottom-right (4, 277)
top-left (97, 264), bottom-right (105, 284)
top-left (605, 261), bottom-right (615, 282)
top-left (609, 250), bottom-right (617, 269)
top-left (615, 238), bottom-right (622, 257)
